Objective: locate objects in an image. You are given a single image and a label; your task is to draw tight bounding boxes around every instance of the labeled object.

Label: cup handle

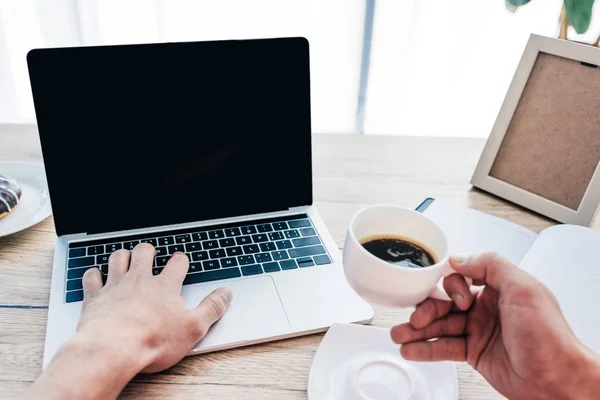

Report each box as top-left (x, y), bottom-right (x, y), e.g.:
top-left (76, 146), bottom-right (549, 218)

top-left (428, 261), bottom-right (473, 301)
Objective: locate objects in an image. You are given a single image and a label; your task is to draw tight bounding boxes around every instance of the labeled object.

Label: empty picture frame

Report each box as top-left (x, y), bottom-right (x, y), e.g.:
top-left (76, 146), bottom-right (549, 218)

top-left (471, 34), bottom-right (600, 226)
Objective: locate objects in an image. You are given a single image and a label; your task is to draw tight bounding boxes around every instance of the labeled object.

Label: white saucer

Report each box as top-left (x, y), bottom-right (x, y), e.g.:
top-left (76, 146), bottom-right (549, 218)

top-left (308, 323), bottom-right (458, 400)
top-left (0, 162), bottom-right (51, 237)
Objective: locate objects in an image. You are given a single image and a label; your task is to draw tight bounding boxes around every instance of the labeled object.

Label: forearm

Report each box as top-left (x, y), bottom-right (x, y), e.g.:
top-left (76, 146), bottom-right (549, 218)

top-left (572, 348), bottom-right (600, 400)
top-left (24, 334), bottom-right (147, 400)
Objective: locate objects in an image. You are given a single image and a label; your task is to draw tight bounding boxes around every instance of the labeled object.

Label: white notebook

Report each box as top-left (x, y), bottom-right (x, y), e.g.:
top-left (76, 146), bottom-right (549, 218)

top-left (420, 199), bottom-right (600, 355)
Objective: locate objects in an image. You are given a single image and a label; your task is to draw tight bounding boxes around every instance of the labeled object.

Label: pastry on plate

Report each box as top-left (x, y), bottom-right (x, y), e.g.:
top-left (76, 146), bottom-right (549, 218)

top-left (0, 175), bottom-right (23, 220)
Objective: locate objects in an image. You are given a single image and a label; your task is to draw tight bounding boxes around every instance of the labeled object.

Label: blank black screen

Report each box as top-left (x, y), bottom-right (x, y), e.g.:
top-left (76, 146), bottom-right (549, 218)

top-left (27, 38), bottom-right (312, 236)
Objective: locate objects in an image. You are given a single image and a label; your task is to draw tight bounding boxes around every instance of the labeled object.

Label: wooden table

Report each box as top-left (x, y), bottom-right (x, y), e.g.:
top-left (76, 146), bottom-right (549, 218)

top-left (0, 124), bottom-right (562, 399)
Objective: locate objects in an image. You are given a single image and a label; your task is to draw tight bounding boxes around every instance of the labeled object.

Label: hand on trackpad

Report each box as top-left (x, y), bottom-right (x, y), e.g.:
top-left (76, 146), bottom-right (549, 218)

top-left (181, 275), bottom-right (290, 351)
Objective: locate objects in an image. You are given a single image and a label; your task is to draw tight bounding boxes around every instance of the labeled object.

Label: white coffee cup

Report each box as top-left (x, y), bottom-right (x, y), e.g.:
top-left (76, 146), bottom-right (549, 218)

top-left (343, 204), bottom-right (464, 307)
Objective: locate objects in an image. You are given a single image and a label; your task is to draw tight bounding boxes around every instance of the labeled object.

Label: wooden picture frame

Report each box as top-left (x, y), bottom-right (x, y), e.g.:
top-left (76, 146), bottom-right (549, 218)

top-left (471, 34), bottom-right (600, 226)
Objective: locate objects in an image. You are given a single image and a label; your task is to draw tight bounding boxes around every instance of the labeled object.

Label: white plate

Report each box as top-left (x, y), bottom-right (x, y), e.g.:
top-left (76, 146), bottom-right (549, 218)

top-left (308, 323), bottom-right (458, 400)
top-left (0, 161), bottom-right (51, 237)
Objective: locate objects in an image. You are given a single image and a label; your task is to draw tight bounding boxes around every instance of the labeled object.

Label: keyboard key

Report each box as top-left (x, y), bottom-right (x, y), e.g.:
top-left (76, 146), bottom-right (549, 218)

top-left (183, 267), bottom-right (241, 285)
top-left (192, 232), bottom-right (208, 241)
top-left (209, 249), bottom-right (226, 259)
top-left (100, 264), bottom-right (108, 274)
top-left (67, 266), bottom-right (95, 279)
top-left (226, 246), bottom-right (243, 257)
top-left (293, 236), bottom-right (321, 247)
top-left (288, 245), bottom-right (326, 259)
top-left (66, 279), bottom-right (83, 291)
top-left (273, 222), bottom-right (288, 231)
top-left (158, 237), bottom-right (174, 246)
top-left (203, 240), bottom-right (218, 250)
top-left (314, 255), bottom-right (332, 265)
top-left (243, 244), bottom-right (260, 254)
top-left (276, 240), bottom-right (293, 250)
top-left (203, 260), bottom-right (220, 270)
top-left (189, 262), bottom-right (202, 272)
top-left (156, 256), bottom-right (170, 266)
top-left (242, 264), bottom-right (263, 276)
top-left (68, 248), bottom-right (86, 258)
top-left (257, 224), bottom-right (273, 233)
top-left (238, 255), bottom-right (255, 265)
top-left (88, 245), bottom-right (104, 256)
top-left (185, 242), bottom-right (202, 252)
top-left (175, 234), bottom-right (191, 243)
top-left (300, 227), bottom-right (316, 237)
top-left (285, 230), bottom-right (300, 239)
top-left (221, 257), bottom-right (238, 268)
top-left (259, 242), bottom-right (276, 252)
top-left (152, 267), bottom-right (164, 276)
top-left (219, 238), bottom-right (236, 247)
top-left (96, 254), bottom-right (110, 264)
top-left (271, 250), bottom-right (289, 260)
top-left (268, 232), bottom-right (284, 241)
top-left (209, 230), bottom-right (225, 239)
top-left (255, 253), bottom-right (272, 263)
top-left (66, 290), bottom-right (84, 303)
top-left (124, 240), bottom-right (140, 250)
top-left (225, 228), bottom-right (241, 237)
top-left (140, 238), bottom-right (158, 246)
top-left (289, 219), bottom-right (311, 228)
top-left (168, 244), bottom-right (185, 254)
top-left (262, 262), bottom-right (281, 273)
top-left (68, 256), bottom-right (95, 269)
top-left (236, 236), bottom-right (252, 245)
top-left (252, 234), bottom-right (268, 243)
top-left (155, 246), bottom-right (167, 256)
top-left (105, 243), bottom-right (122, 253)
top-left (191, 251), bottom-right (209, 261)
top-left (280, 260), bottom-right (298, 270)
top-left (241, 226), bottom-right (257, 235)
top-left (297, 257), bottom-right (315, 268)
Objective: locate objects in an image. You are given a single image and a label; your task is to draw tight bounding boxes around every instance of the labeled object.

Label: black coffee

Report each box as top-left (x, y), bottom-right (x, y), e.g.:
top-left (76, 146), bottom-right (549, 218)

top-left (361, 235), bottom-right (437, 268)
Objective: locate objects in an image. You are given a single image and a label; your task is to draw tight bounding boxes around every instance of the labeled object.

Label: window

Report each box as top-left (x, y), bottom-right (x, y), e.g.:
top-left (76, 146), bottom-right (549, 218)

top-left (365, 0), bottom-right (573, 137)
top-left (1, 0), bottom-right (599, 136)
top-left (0, 0), bottom-right (364, 133)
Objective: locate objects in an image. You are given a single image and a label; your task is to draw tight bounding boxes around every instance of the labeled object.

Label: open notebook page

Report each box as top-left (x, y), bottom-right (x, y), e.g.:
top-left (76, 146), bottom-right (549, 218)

top-left (422, 201), bottom-right (537, 265)
top-left (519, 225), bottom-right (600, 354)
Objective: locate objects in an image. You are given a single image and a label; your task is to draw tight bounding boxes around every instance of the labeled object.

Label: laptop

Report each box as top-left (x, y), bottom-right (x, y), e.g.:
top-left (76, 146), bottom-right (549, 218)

top-left (27, 37), bottom-right (373, 368)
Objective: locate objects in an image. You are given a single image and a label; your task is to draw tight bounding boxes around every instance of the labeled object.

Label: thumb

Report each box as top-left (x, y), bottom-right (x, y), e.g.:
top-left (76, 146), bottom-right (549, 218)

top-left (186, 287), bottom-right (233, 340)
top-left (449, 252), bottom-right (525, 292)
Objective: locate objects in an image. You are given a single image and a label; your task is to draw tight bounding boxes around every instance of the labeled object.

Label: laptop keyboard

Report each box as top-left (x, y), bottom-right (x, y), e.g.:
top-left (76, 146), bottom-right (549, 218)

top-left (65, 214), bottom-right (331, 303)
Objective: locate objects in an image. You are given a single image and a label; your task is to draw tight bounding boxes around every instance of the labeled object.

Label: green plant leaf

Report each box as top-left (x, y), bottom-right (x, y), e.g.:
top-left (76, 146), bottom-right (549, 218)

top-left (506, 0), bottom-right (532, 5)
top-left (565, 0), bottom-right (596, 34)
top-left (505, 0), bottom-right (519, 12)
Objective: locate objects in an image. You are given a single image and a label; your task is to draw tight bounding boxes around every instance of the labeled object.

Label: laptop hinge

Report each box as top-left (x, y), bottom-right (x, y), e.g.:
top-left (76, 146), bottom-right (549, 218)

top-left (79, 206), bottom-right (312, 238)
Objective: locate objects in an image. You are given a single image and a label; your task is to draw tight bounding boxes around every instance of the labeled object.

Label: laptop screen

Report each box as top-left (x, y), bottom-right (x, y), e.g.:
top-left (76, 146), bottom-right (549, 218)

top-left (27, 38), bottom-right (312, 236)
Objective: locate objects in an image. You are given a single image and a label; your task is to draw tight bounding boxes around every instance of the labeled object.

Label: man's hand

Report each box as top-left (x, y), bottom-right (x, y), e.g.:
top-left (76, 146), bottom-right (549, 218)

top-left (391, 252), bottom-right (600, 400)
top-left (25, 244), bottom-right (232, 400)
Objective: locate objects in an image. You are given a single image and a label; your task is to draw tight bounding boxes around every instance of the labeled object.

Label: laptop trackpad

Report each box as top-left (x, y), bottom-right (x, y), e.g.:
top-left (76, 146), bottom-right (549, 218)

top-left (181, 275), bottom-right (290, 351)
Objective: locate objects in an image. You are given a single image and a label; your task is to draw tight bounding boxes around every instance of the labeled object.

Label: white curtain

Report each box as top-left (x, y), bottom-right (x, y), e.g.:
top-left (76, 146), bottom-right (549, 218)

top-left (0, 0), bottom-right (365, 133)
top-left (1, 0), bottom-right (599, 136)
top-left (366, 0), bottom-right (600, 137)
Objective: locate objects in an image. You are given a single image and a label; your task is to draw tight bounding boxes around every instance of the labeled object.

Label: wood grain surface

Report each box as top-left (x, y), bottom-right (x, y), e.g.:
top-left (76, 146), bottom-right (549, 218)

top-left (0, 124), bottom-right (561, 399)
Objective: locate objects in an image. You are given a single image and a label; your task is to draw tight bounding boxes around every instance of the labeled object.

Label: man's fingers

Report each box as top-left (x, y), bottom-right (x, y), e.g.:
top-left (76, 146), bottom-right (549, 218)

top-left (107, 249), bottom-right (131, 283)
top-left (186, 288), bottom-right (233, 340)
top-left (443, 273), bottom-right (473, 311)
top-left (410, 298), bottom-right (453, 329)
top-left (449, 252), bottom-right (524, 292)
top-left (82, 267), bottom-right (103, 299)
top-left (161, 252), bottom-right (189, 286)
top-left (391, 313), bottom-right (467, 344)
top-left (128, 243), bottom-right (156, 275)
top-left (401, 337), bottom-right (467, 362)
